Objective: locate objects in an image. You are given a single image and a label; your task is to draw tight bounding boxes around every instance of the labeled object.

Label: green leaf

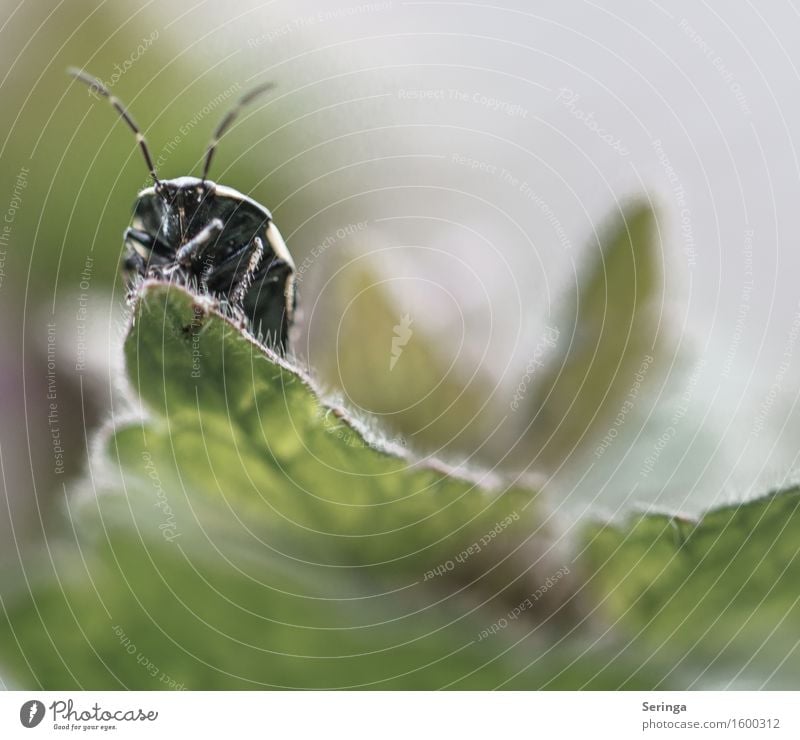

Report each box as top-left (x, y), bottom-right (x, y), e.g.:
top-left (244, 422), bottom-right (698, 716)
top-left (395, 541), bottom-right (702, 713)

top-left (0, 282), bottom-right (670, 689)
top-left (308, 264), bottom-right (503, 460)
top-left (120, 282), bottom-right (533, 575)
top-left (582, 489), bottom-right (800, 688)
top-left (516, 203), bottom-right (663, 469)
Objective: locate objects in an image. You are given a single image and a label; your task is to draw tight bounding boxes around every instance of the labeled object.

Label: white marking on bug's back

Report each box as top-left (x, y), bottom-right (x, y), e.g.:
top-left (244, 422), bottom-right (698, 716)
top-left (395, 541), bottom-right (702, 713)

top-left (285, 272), bottom-right (296, 319)
top-left (265, 221), bottom-right (294, 268)
top-left (214, 184), bottom-right (272, 218)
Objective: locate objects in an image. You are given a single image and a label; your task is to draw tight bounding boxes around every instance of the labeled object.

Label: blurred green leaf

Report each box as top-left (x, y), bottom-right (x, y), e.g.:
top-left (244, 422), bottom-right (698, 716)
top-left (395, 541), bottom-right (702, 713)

top-left (0, 282), bottom-right (672, 689)
top-left (310, 264), bottom-right (504, 459)
top-left (517, 203), bottom-right (663, 470)
top-left (583, 489), bottom-right (800, 687)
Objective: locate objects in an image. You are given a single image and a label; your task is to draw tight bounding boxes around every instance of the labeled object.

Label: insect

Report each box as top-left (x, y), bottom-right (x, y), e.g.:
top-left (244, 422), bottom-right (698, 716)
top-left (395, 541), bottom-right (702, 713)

top-left (68, 68), bottom-right (296, 350)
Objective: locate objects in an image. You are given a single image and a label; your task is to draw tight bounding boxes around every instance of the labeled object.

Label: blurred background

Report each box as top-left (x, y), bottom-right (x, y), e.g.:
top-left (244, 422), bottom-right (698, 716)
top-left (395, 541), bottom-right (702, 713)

top-left (3, 0), bottom-right (800, 604)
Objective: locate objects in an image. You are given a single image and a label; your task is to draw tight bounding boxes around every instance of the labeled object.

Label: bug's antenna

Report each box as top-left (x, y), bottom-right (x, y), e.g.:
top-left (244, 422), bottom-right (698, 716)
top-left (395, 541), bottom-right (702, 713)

top-left (201, 81), bottom-right (275, 183)
top-left (67, 67), bottom-right (160, 185)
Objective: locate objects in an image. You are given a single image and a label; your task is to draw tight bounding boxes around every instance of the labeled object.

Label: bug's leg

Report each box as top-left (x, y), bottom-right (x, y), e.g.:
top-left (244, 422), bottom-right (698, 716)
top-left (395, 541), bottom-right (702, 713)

top-left (124, 227), bottom-right (153, 248)
top-left (174, 218), bottom-right (224, 267)
top-left (230, 236), bottom-right (264, 306)
top-left (245, 221), bottom-right (295, 349)
top-left (241, 258), bottom-right (295, 350)
top-left (123, 227), bottom-right (173, 283)
top-left (122, 247), bottom-right (147, 276)
top-left (205, 237), bottom-right (262, 298)
top-left (124, 227), bottom-right (174, 259)
top-left (121, 228), bottom-right (152, 287)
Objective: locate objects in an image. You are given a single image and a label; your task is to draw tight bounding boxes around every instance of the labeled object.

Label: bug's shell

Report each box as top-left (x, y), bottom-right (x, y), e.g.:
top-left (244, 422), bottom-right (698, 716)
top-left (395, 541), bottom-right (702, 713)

top-left (128, 176), bottom-right (296, 346)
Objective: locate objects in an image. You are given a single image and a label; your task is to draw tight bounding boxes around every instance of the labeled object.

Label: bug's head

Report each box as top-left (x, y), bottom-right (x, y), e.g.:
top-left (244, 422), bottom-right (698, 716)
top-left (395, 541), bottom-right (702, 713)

top-left (155, 176), bottom-right (216, 208)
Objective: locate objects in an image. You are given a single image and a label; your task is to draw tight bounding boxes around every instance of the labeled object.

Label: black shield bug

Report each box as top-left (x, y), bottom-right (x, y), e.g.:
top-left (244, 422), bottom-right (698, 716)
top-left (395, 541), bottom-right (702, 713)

top-left (68, 68), bottom-right (296, 350)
